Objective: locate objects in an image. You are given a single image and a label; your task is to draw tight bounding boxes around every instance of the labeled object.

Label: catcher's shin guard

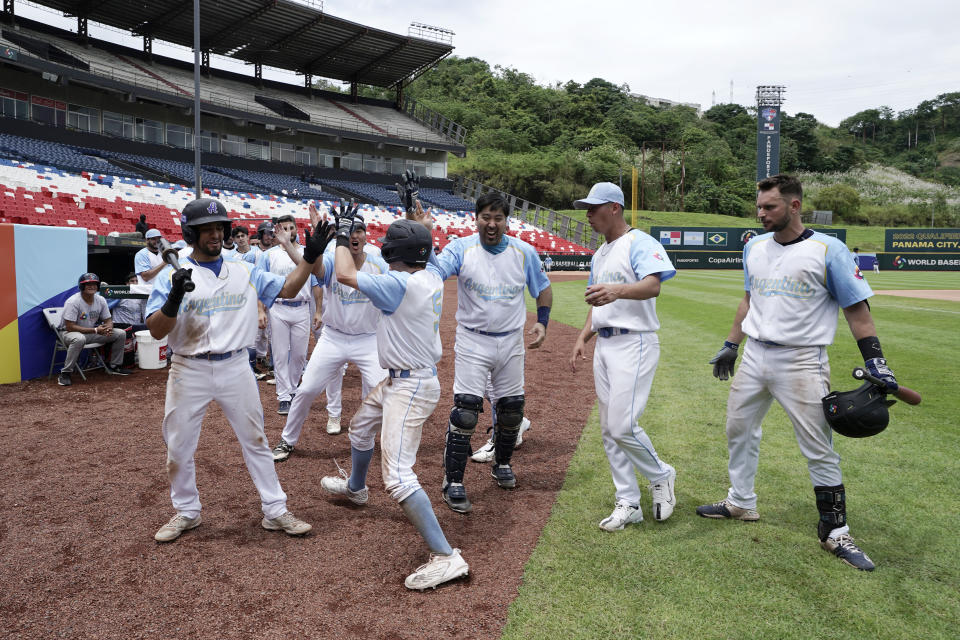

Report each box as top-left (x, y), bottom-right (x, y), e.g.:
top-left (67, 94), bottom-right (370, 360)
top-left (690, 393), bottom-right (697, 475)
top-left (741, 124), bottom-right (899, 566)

top-left (444, 428), bottom-right (473, 484)
top-left (815, 484), bottom-right (847, 541)
top-left (493, 395), bottom-right (525, 465)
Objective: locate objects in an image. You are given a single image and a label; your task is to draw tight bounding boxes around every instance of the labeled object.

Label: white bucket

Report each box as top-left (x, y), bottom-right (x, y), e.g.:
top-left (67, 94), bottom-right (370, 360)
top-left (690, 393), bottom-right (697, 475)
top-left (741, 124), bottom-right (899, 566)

top-left (135, 330), bottom-right (168, 369)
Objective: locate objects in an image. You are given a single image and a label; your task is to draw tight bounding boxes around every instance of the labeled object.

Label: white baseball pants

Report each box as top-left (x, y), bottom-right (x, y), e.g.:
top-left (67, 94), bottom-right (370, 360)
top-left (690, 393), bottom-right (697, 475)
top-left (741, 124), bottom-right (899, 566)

top-left (161, 353), bottom-right (288, 520)
top-left (349, 374), bottom-right (441, 502)
top-left (452, 326), bottom-right (524, 400)
top-left (269, 302), bottom-right (310, 402)
top-left (594, 331), bottom-right (673, 506)
top-left (281, 328), bottom-right (386, 446)
top-left (724, 339), bottom-right (841, 510)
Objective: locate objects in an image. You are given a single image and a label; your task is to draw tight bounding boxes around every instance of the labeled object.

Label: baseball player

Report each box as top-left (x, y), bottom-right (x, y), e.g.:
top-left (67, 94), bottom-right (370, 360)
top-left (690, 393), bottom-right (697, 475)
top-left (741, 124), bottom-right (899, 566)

top-left (569, 182), bottom-right (678, 531)
top-left (246, 221), bottom-right (275, 377)
top-left (320, 214), bottom-right (469, 591)
top-left (699, 174), bottom-right (896, 571)
top-left (271, 204), bottom-right (389, 462)
top-left (260, 214), bottom-right (313, 415)
top-left (57, 272), bottom-right (133, 386)
top-left (135, 229), bottom-right (166, 285)
top-left (431, 192), bottom-right (552, 513)
top-left (145, 197), bottom-right (326, 543)
top-left (220, 231), bottom-right (237, 259)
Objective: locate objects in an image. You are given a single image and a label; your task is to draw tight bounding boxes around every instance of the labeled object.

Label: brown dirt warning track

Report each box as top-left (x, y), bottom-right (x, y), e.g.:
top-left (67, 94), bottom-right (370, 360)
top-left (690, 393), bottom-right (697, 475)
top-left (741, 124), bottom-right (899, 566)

top-left (0, 275), bottom-right (594, 640)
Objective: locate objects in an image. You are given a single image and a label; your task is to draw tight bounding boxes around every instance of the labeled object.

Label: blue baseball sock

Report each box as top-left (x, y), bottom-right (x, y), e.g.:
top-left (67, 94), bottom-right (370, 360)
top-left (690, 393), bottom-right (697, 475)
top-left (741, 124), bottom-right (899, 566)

top-left (400, 489), bottom-right (452, 555)
top-left (348, 446), bottom-right (374, 493)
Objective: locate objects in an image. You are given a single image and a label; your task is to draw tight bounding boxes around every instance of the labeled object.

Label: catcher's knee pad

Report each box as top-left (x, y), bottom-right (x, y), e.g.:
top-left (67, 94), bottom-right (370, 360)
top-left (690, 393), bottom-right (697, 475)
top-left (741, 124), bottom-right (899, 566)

top-left (815, 484), bottom-right (846, 541)
top-left (449, 393), bottom-right (483, 436)
top-left (493, 395), bottom-right (525, 465)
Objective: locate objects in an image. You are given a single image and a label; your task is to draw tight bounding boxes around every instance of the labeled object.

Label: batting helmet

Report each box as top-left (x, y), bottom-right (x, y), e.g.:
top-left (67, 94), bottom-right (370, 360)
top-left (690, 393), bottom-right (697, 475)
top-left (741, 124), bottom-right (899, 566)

top-left (180, 198), bottom-right (231, 244)
top-left (257, 220), bottom-right (275, 241)
top-left (381, 219), bottom-right (431, 266)
top-left (78, 272), bottom-right (100, 291)
top-left (822, 382), bottom-right (895, 438)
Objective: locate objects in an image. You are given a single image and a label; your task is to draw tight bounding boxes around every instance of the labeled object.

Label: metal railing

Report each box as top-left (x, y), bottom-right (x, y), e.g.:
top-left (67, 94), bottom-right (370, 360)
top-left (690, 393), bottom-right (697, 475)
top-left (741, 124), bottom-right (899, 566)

top-left (454, 176), bottom-right (601, 251)
top-left (402, 97), bottom-right (467, 146)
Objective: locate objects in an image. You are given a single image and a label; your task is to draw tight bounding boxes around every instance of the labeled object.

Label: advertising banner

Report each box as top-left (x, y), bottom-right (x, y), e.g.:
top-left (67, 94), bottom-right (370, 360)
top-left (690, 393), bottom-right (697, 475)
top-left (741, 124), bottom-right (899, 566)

top-left (884, 228), bottom-right (960, 253)
top-left (651, 227), bottom-right (846, 251)
top-left (756, 106), bottom-right (781, 181)
top-left (879, 253), bottom-right (960, 271)
top-left (539, 253), bottom-right (592, 271)
top-left (665, 251), bottom-right (743, 269)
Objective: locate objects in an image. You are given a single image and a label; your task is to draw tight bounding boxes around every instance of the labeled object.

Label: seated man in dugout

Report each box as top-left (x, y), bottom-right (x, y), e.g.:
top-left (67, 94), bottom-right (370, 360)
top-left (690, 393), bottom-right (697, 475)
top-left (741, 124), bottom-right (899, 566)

top-left (58, 272), bottom-right (135, 386)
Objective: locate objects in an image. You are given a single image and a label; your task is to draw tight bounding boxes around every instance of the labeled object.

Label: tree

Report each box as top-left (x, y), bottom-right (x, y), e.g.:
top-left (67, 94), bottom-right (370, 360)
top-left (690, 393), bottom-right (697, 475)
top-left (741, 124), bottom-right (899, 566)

top-left (813, 184), bottom-right (861, 220)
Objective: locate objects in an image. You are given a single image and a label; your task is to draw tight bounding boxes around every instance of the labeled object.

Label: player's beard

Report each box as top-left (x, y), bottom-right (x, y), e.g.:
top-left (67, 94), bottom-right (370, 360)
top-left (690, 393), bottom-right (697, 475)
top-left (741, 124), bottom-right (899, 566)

top-left (194, 240), bottom-right (222, 260)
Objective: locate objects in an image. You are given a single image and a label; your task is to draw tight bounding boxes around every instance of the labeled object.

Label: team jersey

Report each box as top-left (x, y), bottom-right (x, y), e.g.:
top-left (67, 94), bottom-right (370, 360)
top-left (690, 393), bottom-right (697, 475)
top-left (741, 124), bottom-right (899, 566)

top-left (588, 229), bottom-right (676, 333)
top-left (741, 231), bottom-right (873, 346)
top-left (145, 259), bottom-right (284, 355)
top-left (261, 244), bottom-right (311, 302)
top-left (134, 247), bottom-right (164, 285)
top-left (242, 246), bottom-right (263, 264)
top-left (433, 234), bottom-right (550, 333)
top-left (221, 246), bottom-right (238, 259)
top-left (355, 268), bottom-right (443, 371)
top-left (319, 246), bottom-right (388, 334)
top-left (62, 292), bottom-right (111, 329)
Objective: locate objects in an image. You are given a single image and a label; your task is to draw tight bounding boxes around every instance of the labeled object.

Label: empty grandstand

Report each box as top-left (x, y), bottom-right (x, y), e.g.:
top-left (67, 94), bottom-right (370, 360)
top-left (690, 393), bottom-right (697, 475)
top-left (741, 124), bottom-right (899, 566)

top-left (0, 0), bottom-right (596, 279)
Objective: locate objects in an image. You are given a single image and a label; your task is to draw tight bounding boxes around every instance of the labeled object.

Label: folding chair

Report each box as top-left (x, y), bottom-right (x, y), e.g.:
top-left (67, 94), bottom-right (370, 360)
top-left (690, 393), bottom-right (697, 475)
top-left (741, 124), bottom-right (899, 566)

top-left (44, 307), bottom-right (107, 380)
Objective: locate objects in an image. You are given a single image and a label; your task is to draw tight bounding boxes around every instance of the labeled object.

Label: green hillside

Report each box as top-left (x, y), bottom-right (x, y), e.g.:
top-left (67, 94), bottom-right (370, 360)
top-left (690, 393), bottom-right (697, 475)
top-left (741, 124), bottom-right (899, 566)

top-left (400, 56), bottom-right (960, 228)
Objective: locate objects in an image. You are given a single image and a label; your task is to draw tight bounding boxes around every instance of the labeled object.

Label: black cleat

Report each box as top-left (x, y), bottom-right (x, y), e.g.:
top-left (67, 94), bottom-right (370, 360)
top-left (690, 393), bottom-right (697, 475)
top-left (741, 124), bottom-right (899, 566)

top-left (821, 534), bottom-right (875, 571)
top-left (442, 481), bottom-right (472, 513)
top-left (491, 464), bottom-right (516, 489)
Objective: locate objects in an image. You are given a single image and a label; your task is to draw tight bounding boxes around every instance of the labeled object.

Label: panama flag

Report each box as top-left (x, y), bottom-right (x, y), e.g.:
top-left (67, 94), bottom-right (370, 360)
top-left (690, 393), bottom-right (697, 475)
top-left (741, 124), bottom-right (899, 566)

top-left (659, 231), bottom-right (682, 245)
top-left (763, 122), bottom-right (775, 130)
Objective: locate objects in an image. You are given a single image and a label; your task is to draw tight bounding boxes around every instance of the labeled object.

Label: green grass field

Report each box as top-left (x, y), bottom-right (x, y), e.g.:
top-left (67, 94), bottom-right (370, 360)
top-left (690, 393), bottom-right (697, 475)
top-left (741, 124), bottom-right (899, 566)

top-left (516, 271), bottom-right (960, 639)
top-left (557, 209), bottom-right (891, 252)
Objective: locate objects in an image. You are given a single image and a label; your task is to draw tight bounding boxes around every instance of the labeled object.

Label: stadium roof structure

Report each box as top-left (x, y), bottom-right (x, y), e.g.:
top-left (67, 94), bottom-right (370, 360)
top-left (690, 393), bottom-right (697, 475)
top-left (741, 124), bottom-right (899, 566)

top-left (25, 0), bottom-right (453, 88)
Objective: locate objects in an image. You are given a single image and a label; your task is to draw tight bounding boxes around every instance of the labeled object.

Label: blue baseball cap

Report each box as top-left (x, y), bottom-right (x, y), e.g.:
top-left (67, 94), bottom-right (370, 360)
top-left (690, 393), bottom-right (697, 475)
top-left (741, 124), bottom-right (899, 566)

top-left (145, 228), bottom-right (162, 239)
top-left (573, 182), bottom-right (625, 209)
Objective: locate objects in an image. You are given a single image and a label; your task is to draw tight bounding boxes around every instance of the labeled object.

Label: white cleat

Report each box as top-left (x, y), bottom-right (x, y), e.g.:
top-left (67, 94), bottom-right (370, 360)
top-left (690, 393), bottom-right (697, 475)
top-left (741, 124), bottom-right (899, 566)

top-left (650, 468), bottom-right (677, 522)
top-left (599, 501), bottom-right (643, 531)
top-left (404, 548), bottom-right (469, 590)
top-left (326, 414), bottom-right (342, 435)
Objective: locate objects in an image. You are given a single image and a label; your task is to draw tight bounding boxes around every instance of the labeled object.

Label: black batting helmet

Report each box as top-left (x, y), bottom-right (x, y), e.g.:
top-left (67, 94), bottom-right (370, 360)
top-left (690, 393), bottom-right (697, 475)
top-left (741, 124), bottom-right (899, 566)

top-left (822, 382), bottom-right (895, 438)
top-left (257, 220), bottom-right (275, 241)
top-left (381, 219), bottom-right (431, 266)
top-left (78, 272), bottom-right (100, 291)
top-left (180, 198), bottom-right (231, 244)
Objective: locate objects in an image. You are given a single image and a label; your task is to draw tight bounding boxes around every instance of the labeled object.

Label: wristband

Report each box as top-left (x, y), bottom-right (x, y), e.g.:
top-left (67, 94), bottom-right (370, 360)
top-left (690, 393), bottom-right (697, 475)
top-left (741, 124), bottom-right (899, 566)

top-left (857, 336), bottom-right (883, 360)
top-left (723, 341), bottom-right (739, 351)
top-left (536, 305), bottom-right (550, 328)
top-left (161, 290), bottom-right (186, 318)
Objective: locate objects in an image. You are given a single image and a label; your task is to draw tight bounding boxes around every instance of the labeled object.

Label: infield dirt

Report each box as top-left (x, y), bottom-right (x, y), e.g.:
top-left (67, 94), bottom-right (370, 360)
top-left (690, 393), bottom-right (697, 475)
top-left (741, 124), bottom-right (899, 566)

top-left (0, 276), bottom-right (595, 640)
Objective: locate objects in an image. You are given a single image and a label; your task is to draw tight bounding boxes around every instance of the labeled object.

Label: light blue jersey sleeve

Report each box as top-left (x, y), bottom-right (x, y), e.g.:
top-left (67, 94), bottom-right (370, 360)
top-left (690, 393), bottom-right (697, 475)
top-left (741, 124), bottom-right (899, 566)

top-left (631, 231), bottom-right (676, 282)
top-left (742, 234), bottom-right (770, 291)
top-left (356, 271), bottom-right (408, 315)
top-left (516, 239), bottom-right (551, 297)
top-left (822, 234), bottom-right (873, 307)
top-left (248, 261), bottom-right (285, 307)
top-left (587, 253), bottom-right (597, 287)
top-left (433, 238), bottom-right (465, 280)
top-left (243, 247), bottom-right (258, 264)
top-left (145, 266), bottom-right (173, 317)
top-left (134, 249), bottom-right (152, 276)
top-left (310, 274), bottom-right (319, 288)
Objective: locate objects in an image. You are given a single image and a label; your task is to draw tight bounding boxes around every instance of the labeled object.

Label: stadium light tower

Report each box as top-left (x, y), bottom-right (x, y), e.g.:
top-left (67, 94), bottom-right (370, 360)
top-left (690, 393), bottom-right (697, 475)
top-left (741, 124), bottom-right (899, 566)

top-left (408, 22), bottom-right (454, 44)
top-left (192, 0), bottom-right (201, 197)
top-left (755, 85), bottom-right (785, 181)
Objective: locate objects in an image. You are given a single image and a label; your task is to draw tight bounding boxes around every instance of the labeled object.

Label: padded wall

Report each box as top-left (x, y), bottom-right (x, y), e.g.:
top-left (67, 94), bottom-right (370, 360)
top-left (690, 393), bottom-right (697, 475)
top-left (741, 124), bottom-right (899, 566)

top-left (0, 224), bottom-right (88, 383)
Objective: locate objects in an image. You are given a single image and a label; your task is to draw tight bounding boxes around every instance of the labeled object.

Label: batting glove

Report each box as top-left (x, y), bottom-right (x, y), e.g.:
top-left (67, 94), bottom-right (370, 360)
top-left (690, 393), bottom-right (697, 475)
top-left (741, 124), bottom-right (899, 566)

top-left (160, 267), bottom-right (193, 318)
top-left (395, 169), bottom-right (419, 213)
top-left (864, 357), bottom-right (898, 391)
top-left (303, 220), bottom-right (332, 264)
top-left (709, 341), bottom-right (739, 380)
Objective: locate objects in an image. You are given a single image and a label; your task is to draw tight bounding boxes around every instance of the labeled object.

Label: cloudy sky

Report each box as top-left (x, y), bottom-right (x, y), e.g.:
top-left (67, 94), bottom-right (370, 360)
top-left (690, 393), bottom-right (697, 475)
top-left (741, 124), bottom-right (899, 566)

top-left (330, 0), bottom-right (960, 126)
top-left (20, 0), bottom-right (960, 126)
